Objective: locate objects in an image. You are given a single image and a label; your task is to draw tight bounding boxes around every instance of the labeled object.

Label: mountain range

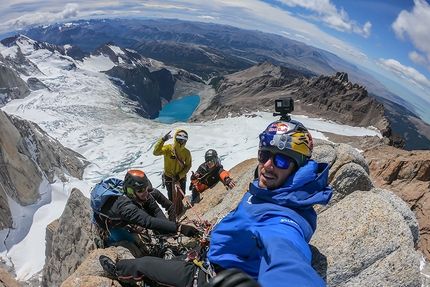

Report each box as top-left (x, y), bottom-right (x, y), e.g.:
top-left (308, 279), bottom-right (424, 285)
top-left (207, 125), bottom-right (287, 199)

top-left (12, 18), bottom-right (429, 150)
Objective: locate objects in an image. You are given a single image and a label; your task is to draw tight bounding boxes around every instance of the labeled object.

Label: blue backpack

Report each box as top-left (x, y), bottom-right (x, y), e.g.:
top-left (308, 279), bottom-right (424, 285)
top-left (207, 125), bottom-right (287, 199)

top-left (90, 178), bottom-right (124, 219)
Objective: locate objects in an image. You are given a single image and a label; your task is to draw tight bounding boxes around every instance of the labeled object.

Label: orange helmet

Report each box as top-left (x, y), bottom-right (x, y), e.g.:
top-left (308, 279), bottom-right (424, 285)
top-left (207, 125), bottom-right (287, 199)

top-left (123, 170), bottom-right (151, 195)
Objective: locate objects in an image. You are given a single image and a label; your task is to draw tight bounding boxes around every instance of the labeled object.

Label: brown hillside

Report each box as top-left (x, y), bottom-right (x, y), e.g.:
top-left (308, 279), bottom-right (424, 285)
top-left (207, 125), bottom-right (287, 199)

top-left (191, 62), bottom-right (404, 148)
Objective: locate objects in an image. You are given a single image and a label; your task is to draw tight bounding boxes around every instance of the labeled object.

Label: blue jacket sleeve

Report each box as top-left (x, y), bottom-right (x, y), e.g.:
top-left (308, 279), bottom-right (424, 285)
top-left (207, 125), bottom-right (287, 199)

top-left (251, 217), bottom-right (325, 287)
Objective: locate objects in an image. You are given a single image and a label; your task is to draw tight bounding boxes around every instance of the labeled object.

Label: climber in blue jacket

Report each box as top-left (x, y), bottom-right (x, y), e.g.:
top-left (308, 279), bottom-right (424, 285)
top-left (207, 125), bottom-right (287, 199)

top-left (99, 118), bottom-right (332, 287)
top-left (207, 119), bottom-right (332, 286)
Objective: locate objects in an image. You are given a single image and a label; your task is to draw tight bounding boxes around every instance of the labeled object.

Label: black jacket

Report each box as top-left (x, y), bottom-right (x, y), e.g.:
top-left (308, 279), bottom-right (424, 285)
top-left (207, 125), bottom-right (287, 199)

top-left (94, 190), bottom-right (177, 234)
top-left (191, 159), bottom-right (226, 188)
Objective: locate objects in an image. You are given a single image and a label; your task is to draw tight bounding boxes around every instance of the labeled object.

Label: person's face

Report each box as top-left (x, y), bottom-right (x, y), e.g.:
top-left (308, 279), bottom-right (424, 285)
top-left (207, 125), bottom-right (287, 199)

top-left (176, 137), bottom-right (187, 147)
top-left (134, 187), bottom-right (149, 202)
top-left (205, 157), bottom-right (216, 168)
top-left (257, 150), bottom-right (297, 190)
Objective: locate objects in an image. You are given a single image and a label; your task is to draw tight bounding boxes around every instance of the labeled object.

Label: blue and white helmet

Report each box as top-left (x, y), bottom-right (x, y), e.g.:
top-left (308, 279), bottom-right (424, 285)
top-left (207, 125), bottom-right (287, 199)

top-left (259, 120), bottom-right (313, 167)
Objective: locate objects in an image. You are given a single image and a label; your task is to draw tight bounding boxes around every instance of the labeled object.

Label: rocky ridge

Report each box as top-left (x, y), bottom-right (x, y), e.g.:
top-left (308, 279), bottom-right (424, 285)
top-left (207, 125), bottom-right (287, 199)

top-left (0, 63), bottom-right (30, 106)
top-left (0, 109), bottom-right (89, 229)
top-left (362, 146), bottom-right (430, 261)
top-left (191, 62), bottom-right (405, 148)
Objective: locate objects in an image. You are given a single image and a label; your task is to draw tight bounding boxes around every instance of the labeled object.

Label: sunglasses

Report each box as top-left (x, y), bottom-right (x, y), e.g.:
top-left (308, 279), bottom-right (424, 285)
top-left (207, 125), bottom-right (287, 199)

top-left (258, 150), bottom-right (292, 169)
top-left (135, 187), bottom-right (148, 194)
top-left (205, 157), bottom-right (215, 163)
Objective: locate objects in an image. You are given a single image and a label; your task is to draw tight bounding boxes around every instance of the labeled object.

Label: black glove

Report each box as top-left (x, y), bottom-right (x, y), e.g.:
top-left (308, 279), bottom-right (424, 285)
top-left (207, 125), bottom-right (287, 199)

top-left (224, 177), bottom-right (232, 186)
top-left (180, 224), bottom-right (201, 237)
top-left (162, 131), bottom-right (172, 141)
top-left (190, 171), bottom-right (198, 181)
top-left (207, 269), bottom-right (261, 287)
top-left (172, 174), bottom-right (179, 182)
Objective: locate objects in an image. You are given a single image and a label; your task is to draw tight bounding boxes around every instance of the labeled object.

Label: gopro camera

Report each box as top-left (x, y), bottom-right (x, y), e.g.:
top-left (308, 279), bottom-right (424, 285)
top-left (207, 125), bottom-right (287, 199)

top-left (273, 98), bottom-right (294, 121)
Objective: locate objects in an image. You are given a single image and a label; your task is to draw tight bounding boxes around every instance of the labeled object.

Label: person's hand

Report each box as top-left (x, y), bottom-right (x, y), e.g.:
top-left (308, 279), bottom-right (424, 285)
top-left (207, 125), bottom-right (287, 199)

top-left (162, 131), bottom-right (172, 141)
top-left (190, 171), bottom-right (198, 180)
top-left (207, 269), bottom-right (261, 287)
top-left (126, 224), bottom-right (147, 235)
top-left (172, 174), bottom-right (179, 182)
top-left (179, 224), bottom-right (201, 237)
top-left (224, 177), bottom-right (236, 190)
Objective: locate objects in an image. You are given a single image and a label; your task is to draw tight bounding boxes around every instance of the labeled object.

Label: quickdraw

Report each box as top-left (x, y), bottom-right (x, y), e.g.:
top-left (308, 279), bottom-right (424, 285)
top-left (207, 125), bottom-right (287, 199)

top-left (192, 268), bottom-right (199, 287)
top-left (187, 249), bottom-right (214, 279)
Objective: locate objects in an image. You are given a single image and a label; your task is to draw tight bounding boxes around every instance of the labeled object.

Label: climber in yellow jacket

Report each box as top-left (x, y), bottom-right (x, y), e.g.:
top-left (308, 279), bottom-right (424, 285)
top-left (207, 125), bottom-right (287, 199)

top-left (153, 129), bottom-right (192, 217)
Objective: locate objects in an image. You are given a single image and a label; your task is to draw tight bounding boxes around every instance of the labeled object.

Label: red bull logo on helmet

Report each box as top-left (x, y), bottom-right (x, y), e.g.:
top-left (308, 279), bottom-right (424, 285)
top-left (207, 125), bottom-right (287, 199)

top-left (267, 122), bottom-right (290, 134)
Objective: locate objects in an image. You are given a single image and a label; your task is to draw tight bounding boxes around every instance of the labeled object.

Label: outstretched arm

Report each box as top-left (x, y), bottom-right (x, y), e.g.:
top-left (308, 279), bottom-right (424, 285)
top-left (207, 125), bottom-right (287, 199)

top-left (153, 132), bottom-right (172, 156)
top-left (219, 170), bottom-right (236, 189)
top-left (113, 196), bottom-right (177, 234)
top-left (252, 218), bottom-right (325, 287)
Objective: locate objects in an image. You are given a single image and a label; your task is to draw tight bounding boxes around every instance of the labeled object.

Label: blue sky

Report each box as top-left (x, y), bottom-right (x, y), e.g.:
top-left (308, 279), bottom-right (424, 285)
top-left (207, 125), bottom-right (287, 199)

top-left (1, 0), bottom-right (430, 122)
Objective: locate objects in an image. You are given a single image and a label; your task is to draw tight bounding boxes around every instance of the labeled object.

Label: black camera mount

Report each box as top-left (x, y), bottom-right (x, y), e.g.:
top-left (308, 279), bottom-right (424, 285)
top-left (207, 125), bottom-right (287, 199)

top-left (273, 98), bottom-right (294, 121)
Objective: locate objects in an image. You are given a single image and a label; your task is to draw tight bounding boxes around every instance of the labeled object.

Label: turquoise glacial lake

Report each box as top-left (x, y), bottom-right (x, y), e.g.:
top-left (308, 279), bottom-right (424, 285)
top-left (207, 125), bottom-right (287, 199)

top-left (156, 95), bottom-right (200, 124)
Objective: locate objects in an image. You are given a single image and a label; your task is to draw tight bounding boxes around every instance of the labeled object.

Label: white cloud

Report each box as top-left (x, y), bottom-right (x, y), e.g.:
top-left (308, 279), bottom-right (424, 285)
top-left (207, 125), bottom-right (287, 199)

top-left (295, 34), bottom-right (311, 42)
top-left (409, 51), bottom-right (429, 69)
top-left (276, 0), bottom-right (371, 37)
top-left (331, 43), bottom-right (368, 61)
top-left (198, 15), bottom-right (217, 20)
top-left (376, 58), bottom-right (430, 89)
top-left (392, 0), bottom-right (430, 69)
top-left (360, 21), bottom-right (371, 38)
top-left (60, 3), bottom-right (79, 18)
top-left (1, 3), bottom-right (80, 31)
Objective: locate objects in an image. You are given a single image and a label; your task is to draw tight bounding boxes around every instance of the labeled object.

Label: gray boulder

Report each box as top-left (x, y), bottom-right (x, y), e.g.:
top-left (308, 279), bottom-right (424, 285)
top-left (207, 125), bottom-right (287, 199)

top-left (42, 188), bottom-right (96, 287)
top-left (311, 190), bottom-right (421, 287)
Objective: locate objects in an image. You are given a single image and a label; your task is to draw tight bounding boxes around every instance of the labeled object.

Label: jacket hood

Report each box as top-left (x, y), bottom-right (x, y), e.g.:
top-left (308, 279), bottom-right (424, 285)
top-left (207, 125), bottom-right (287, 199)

top-left (174, 129), bottom-right (188, 149)
top-left (249, 160), bottom-right (332, 208)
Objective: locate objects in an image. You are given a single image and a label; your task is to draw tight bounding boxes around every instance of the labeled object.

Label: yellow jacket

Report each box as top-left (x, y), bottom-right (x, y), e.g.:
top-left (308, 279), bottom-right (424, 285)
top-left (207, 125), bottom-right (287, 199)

top-left (153, 129), bottom-right (192, 180)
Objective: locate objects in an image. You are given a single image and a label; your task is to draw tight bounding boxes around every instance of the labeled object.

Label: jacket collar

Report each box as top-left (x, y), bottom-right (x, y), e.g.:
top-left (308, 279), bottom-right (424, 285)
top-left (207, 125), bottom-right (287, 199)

top-left (249, 160), bottom-right (332, 208)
